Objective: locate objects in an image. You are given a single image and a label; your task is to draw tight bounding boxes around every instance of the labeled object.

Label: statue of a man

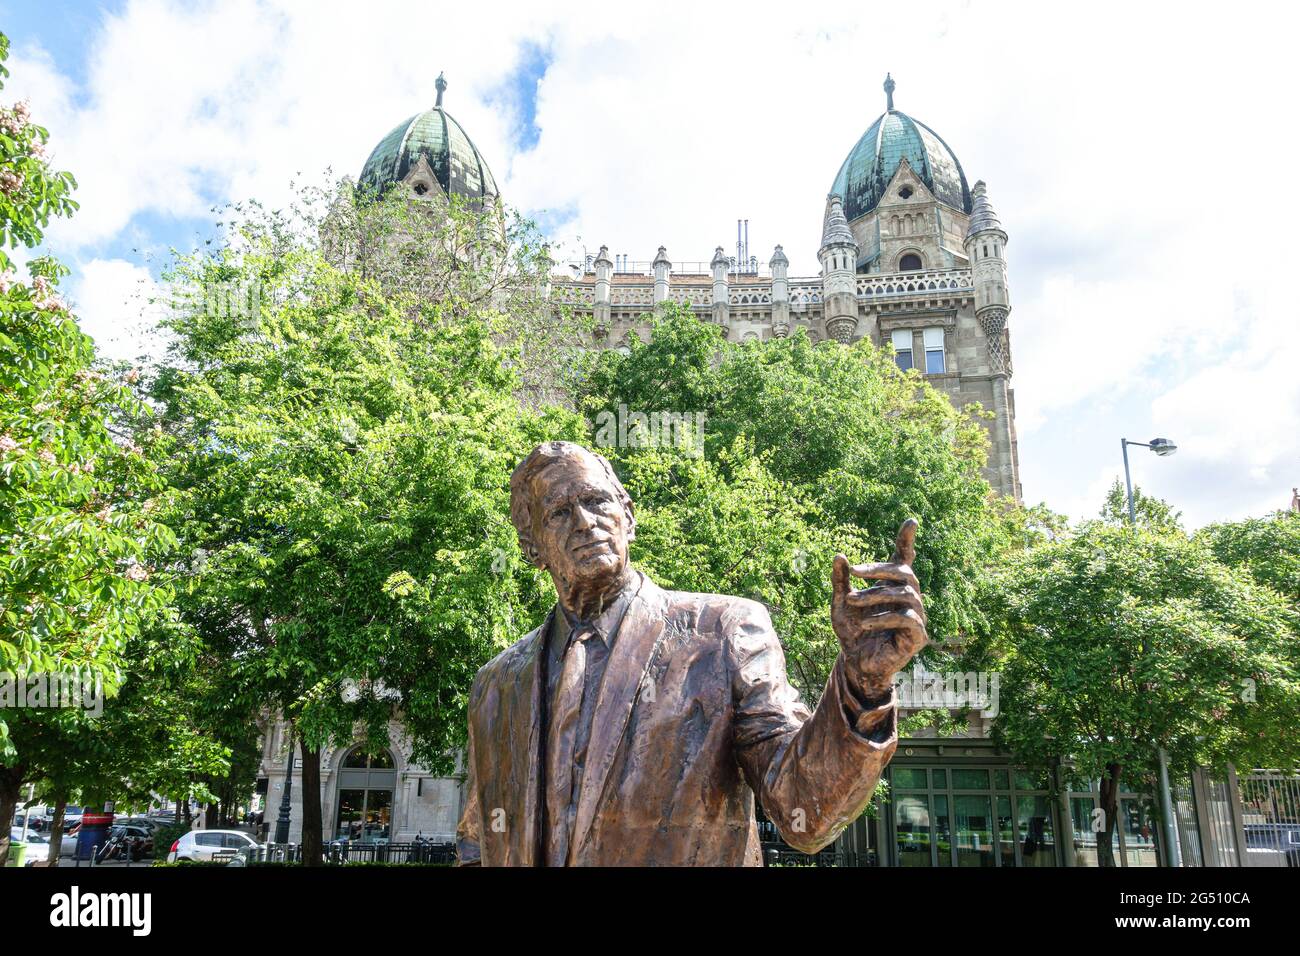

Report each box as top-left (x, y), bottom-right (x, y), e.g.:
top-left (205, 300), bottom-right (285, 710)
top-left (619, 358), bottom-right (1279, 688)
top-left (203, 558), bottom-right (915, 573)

top-left (456, 441), bottom-right (927, 866)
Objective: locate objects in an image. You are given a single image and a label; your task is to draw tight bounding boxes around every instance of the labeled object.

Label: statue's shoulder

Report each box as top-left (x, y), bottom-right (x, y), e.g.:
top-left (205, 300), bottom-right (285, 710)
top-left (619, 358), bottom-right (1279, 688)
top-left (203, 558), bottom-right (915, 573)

top-left (649, 581), bottom-right (773, 635)
top-left (470, 616), bottom-right (550, 696)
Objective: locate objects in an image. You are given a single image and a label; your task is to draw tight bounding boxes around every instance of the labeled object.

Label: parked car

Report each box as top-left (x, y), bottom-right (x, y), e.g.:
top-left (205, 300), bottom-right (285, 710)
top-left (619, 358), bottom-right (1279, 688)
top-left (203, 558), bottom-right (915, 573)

top-left (113, 815), bottom-right (161, 832)
top-left (8, 827), bottom-right (51, 866)
top-left (167, 829), bottom-right (261, 863)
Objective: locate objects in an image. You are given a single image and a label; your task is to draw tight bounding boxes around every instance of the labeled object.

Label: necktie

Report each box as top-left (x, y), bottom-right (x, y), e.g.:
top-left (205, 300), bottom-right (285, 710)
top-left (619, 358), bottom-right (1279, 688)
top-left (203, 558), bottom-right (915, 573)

top-left (545, 623), bottom-right (598, 866)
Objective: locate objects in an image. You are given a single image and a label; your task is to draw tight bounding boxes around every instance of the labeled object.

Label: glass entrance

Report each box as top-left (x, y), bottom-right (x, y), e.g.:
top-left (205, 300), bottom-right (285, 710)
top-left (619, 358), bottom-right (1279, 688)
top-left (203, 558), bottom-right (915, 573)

top-left (334, 748), bottom-right (396, 842)
top-left (889, 764), bottom-right (1059, 866)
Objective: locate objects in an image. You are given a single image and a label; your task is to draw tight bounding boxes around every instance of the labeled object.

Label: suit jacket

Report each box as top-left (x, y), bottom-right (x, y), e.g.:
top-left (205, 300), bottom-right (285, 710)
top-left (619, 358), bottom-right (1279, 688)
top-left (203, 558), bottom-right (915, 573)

top-left (455, 575), bottom-right (898, 866)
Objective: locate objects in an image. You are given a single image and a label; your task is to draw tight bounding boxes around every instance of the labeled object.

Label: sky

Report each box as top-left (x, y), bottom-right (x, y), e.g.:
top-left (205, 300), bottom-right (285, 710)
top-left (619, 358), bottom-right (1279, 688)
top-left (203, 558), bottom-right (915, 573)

top-left (2, 0), bottom-right (1297, 528)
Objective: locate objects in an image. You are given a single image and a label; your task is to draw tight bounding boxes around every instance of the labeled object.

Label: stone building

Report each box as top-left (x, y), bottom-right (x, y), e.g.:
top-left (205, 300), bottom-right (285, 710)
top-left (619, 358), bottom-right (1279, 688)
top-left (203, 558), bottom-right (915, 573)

top-left (254, 74), bottom-right (1136, 867)
top-left (550, 73), bottom-right (1021, 501)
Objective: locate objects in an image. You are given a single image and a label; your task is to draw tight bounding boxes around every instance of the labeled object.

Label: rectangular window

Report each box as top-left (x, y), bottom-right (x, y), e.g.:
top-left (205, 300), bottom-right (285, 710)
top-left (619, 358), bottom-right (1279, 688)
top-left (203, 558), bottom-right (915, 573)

top-left (891, 329), bottom-right (914, 371)
top-left (924, 327), bottom-right (946, 373)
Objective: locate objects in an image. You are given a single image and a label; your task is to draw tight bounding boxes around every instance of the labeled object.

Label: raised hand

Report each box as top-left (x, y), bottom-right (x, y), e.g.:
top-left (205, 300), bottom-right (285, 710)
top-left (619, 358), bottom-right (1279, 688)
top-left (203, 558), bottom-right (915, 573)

top-left (830, 519), bottom-right (929, 700)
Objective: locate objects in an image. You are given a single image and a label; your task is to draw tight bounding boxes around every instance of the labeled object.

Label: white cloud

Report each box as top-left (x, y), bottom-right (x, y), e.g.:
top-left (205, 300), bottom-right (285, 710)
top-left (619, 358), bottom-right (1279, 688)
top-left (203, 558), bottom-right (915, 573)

top-left (68, 258), bottom-right (167, 363)
top-left (4, 0), bottom-right (1298, 525)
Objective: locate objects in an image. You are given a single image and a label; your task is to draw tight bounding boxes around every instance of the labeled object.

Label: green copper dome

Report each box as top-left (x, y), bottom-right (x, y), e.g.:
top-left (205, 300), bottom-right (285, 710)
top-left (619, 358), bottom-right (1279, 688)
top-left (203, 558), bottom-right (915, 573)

top-left (830, 80), bottom-right (970, 222)
top-left (359, 76), bottom-right (499, 204)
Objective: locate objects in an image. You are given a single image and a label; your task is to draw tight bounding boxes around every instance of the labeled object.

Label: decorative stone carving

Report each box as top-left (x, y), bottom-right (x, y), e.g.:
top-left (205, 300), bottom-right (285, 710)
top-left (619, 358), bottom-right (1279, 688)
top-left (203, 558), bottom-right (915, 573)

top-left (825, 314), bottom-right (859, 344)
top-left (978, 307), bottom-right (1010, 376)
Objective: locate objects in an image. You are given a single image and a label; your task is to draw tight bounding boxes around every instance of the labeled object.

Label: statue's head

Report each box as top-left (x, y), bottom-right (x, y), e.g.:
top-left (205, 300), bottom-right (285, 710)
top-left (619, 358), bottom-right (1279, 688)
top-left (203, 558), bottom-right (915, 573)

top-left (510, 442), bottom-right (635, 591)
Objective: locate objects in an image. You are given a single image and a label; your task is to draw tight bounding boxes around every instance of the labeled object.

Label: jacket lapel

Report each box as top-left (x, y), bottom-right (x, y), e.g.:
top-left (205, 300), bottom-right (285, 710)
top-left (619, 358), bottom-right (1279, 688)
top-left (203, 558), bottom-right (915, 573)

top-left (482, 610), bottom-right (549, 866)
top-left (570, 576), bottom-right (669, 857)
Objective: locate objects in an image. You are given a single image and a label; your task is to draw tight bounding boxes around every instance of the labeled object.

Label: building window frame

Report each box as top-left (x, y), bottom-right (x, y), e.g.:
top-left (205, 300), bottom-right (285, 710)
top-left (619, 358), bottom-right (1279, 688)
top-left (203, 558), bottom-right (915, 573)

top-left (923, 326), bottom-right (946, 374)
top-left (890, 329), bottom-right (914, 371)
top-left (886, 764), bottom-right (1060, 867)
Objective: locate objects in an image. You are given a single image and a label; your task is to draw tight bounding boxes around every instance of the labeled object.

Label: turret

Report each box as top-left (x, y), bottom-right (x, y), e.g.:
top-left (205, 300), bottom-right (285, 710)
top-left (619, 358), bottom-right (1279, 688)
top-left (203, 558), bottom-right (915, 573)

top-left (770, 245), bottom-right (790, 337)
top-left (593, 245), bottom-right (613, 337)
top-left (711, 245), bottom-right (730, 327)
top-left (819, 194), bottom-right (859, 344)
top-left (963, 181), bottom-right (1011, 373)
top-left (963, 180), bottom-right (1018, 501)
top-left (653, 246), bottom-right (671, 305)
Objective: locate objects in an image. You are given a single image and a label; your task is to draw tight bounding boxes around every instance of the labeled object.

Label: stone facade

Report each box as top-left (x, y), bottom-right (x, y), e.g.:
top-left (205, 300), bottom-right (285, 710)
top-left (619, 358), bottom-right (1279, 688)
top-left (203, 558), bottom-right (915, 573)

top-left (548, 86), bottom-right (1022, 502)
top-left (254, 716), bottom-right (465, 844)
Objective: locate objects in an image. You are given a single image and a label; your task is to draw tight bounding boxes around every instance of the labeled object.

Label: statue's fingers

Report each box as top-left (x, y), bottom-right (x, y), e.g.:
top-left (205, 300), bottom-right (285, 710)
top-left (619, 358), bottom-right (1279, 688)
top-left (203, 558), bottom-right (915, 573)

top-left (892, 518), bottom-right (918, 566)
top-left (845, 561), bottom-right (919, 592)
top-left (844, 586), bottom-right (927, 624)
top-left (856, 609), bottom-right (924, 634)
top-left (832, 553), bottom-right (851, 604)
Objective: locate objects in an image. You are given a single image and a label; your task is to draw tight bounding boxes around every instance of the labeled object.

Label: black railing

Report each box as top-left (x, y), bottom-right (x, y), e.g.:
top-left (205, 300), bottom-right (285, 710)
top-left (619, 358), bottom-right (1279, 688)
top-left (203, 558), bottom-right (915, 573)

top-left (246, 841), bottom-right (457, 865)
top-left (761, 843), bottom-right (875, 867)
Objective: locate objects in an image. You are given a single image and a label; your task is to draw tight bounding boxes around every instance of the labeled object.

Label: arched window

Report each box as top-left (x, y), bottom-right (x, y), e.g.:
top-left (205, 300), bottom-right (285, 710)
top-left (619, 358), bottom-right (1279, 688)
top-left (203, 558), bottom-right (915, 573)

top-left (336, 746), bottom-right (397, 843)
top-left (899, 253), bottom-right (923, 272)
top-left (342, 749), bottom-right (394, 769)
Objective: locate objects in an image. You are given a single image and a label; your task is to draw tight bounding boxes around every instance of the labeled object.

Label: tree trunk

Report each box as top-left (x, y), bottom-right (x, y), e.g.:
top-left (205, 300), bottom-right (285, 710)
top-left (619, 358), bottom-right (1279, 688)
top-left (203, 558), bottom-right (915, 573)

top-left (299, 740), bottom-right (323, 866)
top-left (0, 765), bottom-right (23, 867)
top-left (47, 797), bottom-right (68, 864)
top-left (204, 802), bottom-right (218, 828)
top-left (182, 799), bottom-right (192, 827)
top-left (1097, 762), bottom-right (1122, 868)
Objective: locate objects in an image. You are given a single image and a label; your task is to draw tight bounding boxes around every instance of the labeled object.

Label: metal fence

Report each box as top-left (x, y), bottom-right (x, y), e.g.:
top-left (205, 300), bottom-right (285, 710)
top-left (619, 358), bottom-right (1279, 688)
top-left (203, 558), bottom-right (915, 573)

top-left (761, 843), bottom-right (874, 867)
top-left (1238, 771), bottom-right (1300, 868)
top-left (246, 841), bottom-right (457, 866)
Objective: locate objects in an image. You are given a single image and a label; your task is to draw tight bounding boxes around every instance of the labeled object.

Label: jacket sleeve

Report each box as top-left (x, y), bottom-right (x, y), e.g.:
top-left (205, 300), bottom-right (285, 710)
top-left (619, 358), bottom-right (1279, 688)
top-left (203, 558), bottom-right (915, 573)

top-left (455, 677), bottom-right (484, 867)
top-left (726, 599), bottom-right (898, 854)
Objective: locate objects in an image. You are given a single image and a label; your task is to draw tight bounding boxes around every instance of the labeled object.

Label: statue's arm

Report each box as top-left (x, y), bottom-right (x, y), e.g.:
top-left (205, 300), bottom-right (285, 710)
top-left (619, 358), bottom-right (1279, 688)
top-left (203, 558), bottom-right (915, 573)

top-left (727, 600), bottom-right (898, 855)
top-left (455, 678), bottom-right (484, 866)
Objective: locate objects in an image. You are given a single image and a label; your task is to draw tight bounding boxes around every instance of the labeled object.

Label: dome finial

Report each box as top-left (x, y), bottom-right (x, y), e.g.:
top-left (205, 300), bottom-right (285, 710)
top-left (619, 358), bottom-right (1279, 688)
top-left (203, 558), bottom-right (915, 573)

top-left (435, 72), bottom-right (447, 108)
top-left (884, 73), bottom-right (895, 111)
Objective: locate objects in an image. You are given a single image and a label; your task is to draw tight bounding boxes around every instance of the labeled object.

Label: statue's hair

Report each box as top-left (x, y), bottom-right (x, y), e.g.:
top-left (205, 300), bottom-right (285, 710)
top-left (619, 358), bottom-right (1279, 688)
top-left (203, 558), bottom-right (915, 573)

top-left (509, 441), bottom-right (634, 566)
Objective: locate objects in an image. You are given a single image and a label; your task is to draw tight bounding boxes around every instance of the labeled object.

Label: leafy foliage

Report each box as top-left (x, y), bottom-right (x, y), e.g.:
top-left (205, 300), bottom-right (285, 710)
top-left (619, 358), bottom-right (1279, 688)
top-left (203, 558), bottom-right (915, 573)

top-left (0, 32), bottom-right (199, 863)
top-left (577, 306), bottom-right (1018, 737)
top-left (146, 184), bottom-right (584, 780)
top-left (1198, 510), bottom-right (1300, 605)
top-left (968, 513), bottom-right (1300, 863)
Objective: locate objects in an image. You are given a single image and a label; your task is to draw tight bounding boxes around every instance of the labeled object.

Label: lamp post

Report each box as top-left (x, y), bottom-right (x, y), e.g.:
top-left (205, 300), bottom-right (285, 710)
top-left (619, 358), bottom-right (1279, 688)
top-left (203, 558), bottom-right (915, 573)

top-left (1120, 436), bottom-right (1182, 868)
top-left (273, 724), bottom-right (296, 846)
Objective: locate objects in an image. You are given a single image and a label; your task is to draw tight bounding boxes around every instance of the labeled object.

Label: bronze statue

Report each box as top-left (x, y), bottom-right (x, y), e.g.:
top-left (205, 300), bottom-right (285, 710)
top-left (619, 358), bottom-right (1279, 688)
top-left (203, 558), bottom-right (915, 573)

top-left (456, 441), bottom-right (927, 866)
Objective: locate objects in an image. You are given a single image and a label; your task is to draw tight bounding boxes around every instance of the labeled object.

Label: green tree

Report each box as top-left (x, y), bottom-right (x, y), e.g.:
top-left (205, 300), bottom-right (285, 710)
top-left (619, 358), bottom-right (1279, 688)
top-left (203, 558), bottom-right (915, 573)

top-left (972, 519), bottom-right (1300, 866)
top-left (1198, 510), bottom-right (1300, 606)
top-left (1101, 477), bottom-right (1184, 534)
top-left (147, 183), bottom-right (581, 861)
top-left (0, 32), bottom-right (179, 863)
top-left (577, 306), bottom-right (1015, 737)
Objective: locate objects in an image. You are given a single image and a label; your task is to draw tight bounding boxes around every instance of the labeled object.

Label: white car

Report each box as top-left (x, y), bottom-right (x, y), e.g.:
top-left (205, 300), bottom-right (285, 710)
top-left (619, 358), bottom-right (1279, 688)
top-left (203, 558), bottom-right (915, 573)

top-left (8, 827), bottom-right (51, 866)
top-left (166, 829), bottom-right (261, 863)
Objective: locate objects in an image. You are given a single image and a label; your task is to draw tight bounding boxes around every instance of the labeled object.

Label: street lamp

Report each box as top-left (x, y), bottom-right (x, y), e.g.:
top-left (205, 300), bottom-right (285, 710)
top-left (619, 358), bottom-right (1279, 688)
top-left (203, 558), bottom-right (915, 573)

top-left (273, 725), bottom-right (296, 846)
top-left (1119, 436), bottom-right (1182, 868)
top-left (1121, 438), bottom-right (1177, 523)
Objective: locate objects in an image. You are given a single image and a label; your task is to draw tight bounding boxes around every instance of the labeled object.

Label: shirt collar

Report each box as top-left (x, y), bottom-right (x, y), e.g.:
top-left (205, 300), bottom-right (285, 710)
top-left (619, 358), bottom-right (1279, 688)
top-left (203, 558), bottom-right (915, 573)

top-left (557, 570), bottom-right (643, 649)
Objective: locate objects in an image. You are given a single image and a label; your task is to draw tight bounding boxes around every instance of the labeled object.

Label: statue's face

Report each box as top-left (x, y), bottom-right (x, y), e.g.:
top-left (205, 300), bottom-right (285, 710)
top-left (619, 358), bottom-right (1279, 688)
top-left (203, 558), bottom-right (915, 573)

top-left (528, 454), bottom-right (631, 589)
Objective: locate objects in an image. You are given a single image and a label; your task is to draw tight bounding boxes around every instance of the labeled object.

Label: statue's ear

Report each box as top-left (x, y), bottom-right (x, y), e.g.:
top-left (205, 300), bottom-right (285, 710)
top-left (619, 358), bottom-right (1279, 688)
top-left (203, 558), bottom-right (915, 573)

top-left (525, 542), bottom-right (547, 571)
top-left (623, 500), bottom-right (636, 542)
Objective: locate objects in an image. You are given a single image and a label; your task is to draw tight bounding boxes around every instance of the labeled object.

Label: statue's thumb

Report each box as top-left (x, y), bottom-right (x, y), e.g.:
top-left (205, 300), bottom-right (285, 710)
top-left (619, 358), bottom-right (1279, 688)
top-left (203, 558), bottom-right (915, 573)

top-left (832, 553), bottom-right (851, 600)
top-left (893, 518), bottom-right (919, 566)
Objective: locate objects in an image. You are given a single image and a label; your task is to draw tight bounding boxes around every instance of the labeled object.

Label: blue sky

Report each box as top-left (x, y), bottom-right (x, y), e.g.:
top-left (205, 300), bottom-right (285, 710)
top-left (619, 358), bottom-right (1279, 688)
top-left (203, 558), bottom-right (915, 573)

top-left (3, 0), bottom-right (1297, 528)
